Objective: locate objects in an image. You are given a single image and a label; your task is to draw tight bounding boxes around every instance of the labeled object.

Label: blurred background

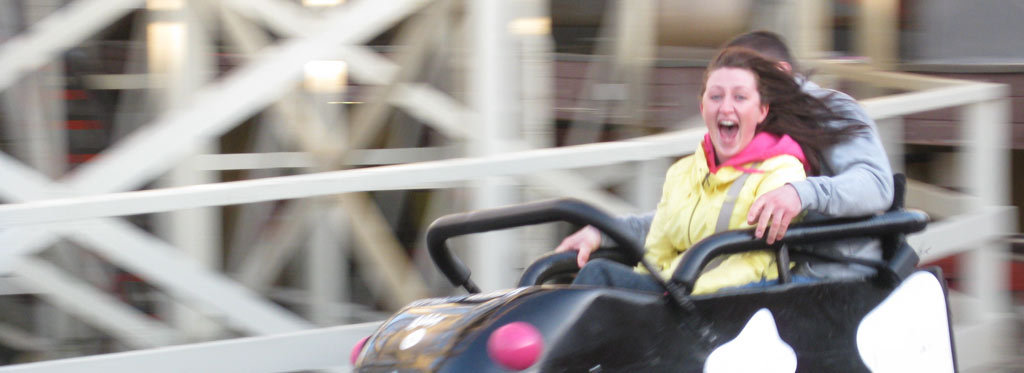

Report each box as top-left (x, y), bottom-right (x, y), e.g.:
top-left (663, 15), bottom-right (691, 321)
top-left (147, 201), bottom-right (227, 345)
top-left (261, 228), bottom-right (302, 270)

top-left (0, 0), bottom-right (1021, 371)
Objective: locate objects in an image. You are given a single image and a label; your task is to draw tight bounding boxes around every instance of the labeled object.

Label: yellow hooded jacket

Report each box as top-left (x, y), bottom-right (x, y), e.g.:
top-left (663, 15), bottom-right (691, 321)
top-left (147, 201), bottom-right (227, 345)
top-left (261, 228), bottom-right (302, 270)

top-left (639, 132), bottom-right (808, 294)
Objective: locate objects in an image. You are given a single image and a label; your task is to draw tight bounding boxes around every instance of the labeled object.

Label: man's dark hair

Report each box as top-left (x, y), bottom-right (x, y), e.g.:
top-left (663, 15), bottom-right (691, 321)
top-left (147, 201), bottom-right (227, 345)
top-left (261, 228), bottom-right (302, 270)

top-left (723, 31), bottom-right (797, 71)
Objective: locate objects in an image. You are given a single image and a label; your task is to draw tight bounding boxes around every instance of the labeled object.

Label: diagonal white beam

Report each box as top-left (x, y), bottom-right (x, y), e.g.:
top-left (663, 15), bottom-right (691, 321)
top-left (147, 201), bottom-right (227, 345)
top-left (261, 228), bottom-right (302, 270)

top-left (219, 0), bottom-right (400, 85)
top-left (0, 139), bottom-right (312, 336)
top-left (235, 200), bottom-right (313, 291)
top-left (218, 0), bottom-right (317, 37)
top-left (64, 0), bottom-right (432, 195)
top-left (339, 193), bottom-right (430, 309)
top-left (220, 2), bottom-right (434, 310)
top-left (0, 153), bottom-right (76, 272)
top-left (0, 152), bottom-right (75, 201)
top-left (342, 0), bottom-right (448, 162)
top-left (218, 0), bottom-right (469, 134)
top-left (61, 219), bottom-right (313, 334)
top-left (221, 0), bottom-right (635, 215)
top-left (0, 322), bottom-right (54, 352)
top-left (0, 0), bottom-right (145, 93)
top-left (0, 218), bottom-right (312, 335)
top-left (390, 83), bottom-right (472, 138)
top-left (387, 83), bottom-right (640, 213)
top-left (219, 0), bottom-right (465, 144)
top-left (11, 257), bottom-right (183, 348)
top-left (0, 227), bottom-right (62, 274)
top-left (223, 2), bottom-right (435, 310)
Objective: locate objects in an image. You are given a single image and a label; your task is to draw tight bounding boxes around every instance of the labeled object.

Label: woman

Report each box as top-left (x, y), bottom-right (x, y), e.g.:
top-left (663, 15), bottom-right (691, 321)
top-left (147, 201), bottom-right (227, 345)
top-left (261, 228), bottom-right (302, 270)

top-left (570, 47), bottom-right (866, 294)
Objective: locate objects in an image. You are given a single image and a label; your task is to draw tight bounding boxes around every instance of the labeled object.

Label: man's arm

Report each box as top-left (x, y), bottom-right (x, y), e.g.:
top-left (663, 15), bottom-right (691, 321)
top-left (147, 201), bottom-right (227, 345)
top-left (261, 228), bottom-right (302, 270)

top-left (747, 81), bottom-right (894, 240)
top-left (794, 83), bottom-right (894, 216)
top-left (606, 211), bottom-right (656, 247)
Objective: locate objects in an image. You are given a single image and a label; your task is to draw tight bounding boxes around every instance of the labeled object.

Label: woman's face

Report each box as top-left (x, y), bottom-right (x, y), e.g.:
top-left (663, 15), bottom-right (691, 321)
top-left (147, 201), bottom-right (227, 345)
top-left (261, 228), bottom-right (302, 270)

top-left (701, 67), bottom-right (769, 164)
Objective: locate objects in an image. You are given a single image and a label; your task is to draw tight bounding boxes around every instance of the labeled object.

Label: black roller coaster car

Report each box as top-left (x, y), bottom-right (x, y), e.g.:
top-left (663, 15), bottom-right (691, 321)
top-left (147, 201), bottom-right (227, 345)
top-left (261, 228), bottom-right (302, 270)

top-left (352, 178), bottom-right (956, 372)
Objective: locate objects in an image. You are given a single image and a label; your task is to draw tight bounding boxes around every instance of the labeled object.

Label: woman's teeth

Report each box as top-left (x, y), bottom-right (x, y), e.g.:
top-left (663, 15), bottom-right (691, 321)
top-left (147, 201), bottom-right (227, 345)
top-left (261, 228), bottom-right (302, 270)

top-left (718, 120), bottom-right (739, 139)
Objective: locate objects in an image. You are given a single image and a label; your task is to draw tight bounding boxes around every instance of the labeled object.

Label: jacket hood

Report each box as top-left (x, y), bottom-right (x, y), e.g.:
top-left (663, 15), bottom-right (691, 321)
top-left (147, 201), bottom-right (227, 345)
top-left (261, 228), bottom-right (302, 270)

top-left (702, 132), bottom-right (809, 174)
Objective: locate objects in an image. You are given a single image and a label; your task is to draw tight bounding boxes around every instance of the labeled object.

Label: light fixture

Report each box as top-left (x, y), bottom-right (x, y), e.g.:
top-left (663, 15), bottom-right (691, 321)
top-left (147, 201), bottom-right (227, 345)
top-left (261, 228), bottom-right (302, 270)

top-left (302, 0), bottom-right (344, 7)
top-left (147, 22), bottom-right (186, 75)
top-left (509, 17), bottom-right (551, 36)
top-left (146, 0), bottom-right (184, 10)
top-left (304, 60), bottom-right (348, 93)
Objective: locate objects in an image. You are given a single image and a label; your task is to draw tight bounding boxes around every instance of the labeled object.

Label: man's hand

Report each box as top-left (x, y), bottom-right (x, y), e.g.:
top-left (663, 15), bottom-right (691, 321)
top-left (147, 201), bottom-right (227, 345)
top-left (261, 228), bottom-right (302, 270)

top-left (554, 225), bottom-right (601, 268)
top-left (746, 184), bottom-right (802, 245)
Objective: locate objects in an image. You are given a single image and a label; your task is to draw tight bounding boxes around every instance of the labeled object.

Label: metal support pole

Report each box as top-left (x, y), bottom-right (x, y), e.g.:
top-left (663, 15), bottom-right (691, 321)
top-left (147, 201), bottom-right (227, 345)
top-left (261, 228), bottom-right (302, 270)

top-left (876, 117), bottom-right (904, 173)
top-left (467, 0), bottom-right (518, 291)
top-left (514, 0), bottom-right (553, 150)
top-left (149, 0), bottom-right (223, 341)
top-left (792, 0), bottom-right (833, 60)
top-left (511, 0), bottom-right (556, 265)
top-left (304, 78), bottom-right (347, 325)
top-left (305, 201), bottom-right (347, 325)
top-left (856, 0), bottom-right (898, 68)
top-left (5, 0), bottom-right (76, 356)
top-left (956, 99), bottom-right (1014, 367)
top-left (626, 158), bottom-right (669, 212)
top-left (612, 0), bottom-right (653, 130)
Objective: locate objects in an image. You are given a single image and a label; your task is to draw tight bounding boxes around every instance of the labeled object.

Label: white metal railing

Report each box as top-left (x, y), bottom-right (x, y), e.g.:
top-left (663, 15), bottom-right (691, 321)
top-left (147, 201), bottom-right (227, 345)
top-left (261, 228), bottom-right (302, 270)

top-left (0, 322), bottom-right (380, 373)
top-left (0, 129), bottom-right (704, 227)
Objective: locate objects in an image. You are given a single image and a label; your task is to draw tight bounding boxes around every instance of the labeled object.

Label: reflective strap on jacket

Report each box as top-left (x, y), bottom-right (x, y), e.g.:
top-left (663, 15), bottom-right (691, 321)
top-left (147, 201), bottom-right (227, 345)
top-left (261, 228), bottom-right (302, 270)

top-left (715, 163), bottom-right (760, 233)
top-left (703, 163), bottom-right (760, 273)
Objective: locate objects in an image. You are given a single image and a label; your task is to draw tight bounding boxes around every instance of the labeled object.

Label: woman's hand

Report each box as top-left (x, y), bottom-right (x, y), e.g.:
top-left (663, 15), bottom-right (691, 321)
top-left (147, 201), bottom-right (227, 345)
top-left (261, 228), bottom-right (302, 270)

top-left (746, 184), bottom-right (802, 244)
top-left (554, 225), bottom-right (602, 268)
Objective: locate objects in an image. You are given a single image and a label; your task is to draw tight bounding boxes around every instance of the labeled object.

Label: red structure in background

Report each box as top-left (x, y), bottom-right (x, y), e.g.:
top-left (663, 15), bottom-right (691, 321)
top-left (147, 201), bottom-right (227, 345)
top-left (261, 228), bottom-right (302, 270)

top-left (923, 248), bottom-right (1024, 297)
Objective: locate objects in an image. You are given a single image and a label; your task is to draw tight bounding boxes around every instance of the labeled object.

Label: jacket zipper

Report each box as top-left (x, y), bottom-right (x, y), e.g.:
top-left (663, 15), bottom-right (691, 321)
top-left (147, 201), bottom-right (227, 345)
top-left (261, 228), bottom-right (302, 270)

top-left (688, 172), bottom-right (710, 245)
top-left (686, 193), bottom-right (701, 245)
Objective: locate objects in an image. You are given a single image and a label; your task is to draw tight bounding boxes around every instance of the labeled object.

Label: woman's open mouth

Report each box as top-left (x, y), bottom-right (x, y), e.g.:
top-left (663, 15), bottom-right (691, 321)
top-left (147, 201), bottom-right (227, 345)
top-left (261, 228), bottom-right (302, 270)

top-left (718, 120), bottom-right (739, 144)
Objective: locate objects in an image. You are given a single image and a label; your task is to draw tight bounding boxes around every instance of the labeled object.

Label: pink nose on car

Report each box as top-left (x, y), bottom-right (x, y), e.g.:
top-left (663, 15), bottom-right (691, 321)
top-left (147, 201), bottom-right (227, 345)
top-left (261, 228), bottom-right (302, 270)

top-left (487, 321), bottom-right (544, 370)
top-left (350, 336), bottom-right (369, 365)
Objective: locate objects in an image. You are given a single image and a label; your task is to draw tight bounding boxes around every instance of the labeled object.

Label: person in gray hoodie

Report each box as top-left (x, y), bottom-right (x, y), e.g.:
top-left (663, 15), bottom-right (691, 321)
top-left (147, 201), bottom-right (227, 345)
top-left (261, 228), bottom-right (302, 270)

top-left (556, 31), bottom-right (894, 280)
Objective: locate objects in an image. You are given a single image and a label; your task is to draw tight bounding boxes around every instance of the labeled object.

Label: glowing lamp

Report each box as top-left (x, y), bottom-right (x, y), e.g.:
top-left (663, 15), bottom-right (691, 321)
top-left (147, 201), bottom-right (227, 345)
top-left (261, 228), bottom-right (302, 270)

top-left (147, 0), bottom-right (183, 10)
top-left (303, 0), bottom-right (344, 7)
top-left (509, 17), bottom-right (552, 35)
top-left (303, 60), bottom-right (348, 93)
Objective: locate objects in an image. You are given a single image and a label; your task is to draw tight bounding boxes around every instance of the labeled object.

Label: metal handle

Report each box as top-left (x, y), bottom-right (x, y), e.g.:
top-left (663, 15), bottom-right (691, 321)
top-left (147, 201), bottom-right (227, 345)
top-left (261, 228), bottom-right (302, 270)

top-left (670, 209), bottom-right (929, 294)
top-left (425, 198), bottom-right (646, 293)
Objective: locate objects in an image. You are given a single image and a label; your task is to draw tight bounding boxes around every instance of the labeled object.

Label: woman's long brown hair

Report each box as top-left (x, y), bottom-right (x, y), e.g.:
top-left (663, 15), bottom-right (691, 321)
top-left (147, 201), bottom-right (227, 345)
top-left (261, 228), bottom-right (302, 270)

top-left (700, 47), bottom-right (866, 174)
